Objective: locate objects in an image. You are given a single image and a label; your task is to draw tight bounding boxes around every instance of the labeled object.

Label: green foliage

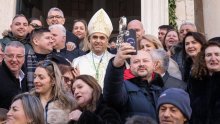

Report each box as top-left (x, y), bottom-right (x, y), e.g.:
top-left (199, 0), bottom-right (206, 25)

top-left (169, 0), bottom-right (178, 30)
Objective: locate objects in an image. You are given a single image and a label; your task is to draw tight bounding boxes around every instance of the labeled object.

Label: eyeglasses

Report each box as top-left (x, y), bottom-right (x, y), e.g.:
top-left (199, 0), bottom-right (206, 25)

top-left (63, 76), bottom-right (74, 84)
top-left (5, 54), bottom-right (24, 60)
top-left (48, 15), bottom-right (63, 19)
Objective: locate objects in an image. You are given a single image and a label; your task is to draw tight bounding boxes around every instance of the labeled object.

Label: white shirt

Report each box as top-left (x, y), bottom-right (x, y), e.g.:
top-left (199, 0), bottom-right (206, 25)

top-left (18, 70), bottom-right (25, 89)
top-left (72, 51), bottom-right (114, 89)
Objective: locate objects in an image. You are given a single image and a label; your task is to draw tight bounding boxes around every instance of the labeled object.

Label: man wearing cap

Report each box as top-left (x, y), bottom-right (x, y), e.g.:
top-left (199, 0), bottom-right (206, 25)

top-left (157, 88), bottom-right (192, 124)
top-left (72, 9), bottom-right (114, 89)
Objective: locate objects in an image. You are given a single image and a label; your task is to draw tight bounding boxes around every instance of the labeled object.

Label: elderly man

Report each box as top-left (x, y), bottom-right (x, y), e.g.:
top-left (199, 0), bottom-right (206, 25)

top-left (49, 24), bottom-right (85, 62)
top-left (72, 9), bottom-right (115, 88)
top-left (151, 49), bottom-right (186, 90)
top-left (157, 88), bottom-right (192, 124)
top-left (179, 22), bottom-right (197, 42)
top-left (103, 44), bottom-right (163, 122)
top-left (0, 41), bottom-right (28, 109)
top-left (0, 14), bottom-right (29, 49)
top-left (46, 7), bottom-right (79, 48)
top-left (127, 19), bottom-right (145, 49)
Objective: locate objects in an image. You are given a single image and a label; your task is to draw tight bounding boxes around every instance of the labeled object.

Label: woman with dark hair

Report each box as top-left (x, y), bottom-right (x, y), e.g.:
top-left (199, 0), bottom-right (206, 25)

top-left (32, 60), bottom-right (75, 124)
top-left (6, 92), bottom-right (44, 124)
top-left (182, 32), bottom-right (206, 81)
top-left (188, 41), bottom-right (220, 124)
top-left (68, 75), bottom-right (121, 124)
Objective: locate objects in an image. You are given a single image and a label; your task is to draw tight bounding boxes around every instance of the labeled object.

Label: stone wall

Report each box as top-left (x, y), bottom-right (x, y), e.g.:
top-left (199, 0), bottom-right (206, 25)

top-left (202, 0), bottom-right (220, 39)
top-left (175, 0), bottom-right (195, 30)
top-left (0, 0), bottom-right (17, 38)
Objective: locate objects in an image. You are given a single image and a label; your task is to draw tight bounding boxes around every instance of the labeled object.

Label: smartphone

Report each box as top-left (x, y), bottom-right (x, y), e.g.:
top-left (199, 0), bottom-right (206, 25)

top-left (124, 29), bottom-right (137, 55)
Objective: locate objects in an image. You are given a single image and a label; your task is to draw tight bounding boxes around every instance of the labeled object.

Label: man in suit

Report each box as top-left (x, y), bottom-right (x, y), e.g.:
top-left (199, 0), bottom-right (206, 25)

top-left (151, 49), bottom-right (186, 90)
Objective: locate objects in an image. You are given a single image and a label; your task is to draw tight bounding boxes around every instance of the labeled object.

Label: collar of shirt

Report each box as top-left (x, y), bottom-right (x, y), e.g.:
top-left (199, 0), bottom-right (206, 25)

top-left (18, 70), bottom-right (25, 88)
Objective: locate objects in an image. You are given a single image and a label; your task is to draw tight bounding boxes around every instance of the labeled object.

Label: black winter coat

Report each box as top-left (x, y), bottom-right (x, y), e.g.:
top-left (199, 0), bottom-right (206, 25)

top-left (103, 58), bottom-right (162, 123)
top-left (69, 97), bottom-right (121, 124)
top-left (188, 72), bottom-right (220, 124)
top-left (0, 62), bottom-right (28, 109)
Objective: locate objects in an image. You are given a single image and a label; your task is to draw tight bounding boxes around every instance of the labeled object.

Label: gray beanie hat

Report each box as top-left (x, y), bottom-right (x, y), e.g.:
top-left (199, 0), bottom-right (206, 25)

top-left (157, 88), bottom-right (192, 120)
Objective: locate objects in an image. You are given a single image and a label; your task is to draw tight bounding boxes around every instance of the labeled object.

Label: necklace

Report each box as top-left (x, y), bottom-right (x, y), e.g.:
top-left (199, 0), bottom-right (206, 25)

top-left (92, 52), bottom-right (105, 80)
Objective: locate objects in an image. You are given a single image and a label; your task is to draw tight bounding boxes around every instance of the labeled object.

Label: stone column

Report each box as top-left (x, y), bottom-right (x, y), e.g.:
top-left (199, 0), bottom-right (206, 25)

top-left (141, 0), bottom-right (169, 36)
top-left (202, 0), bottom-right (220, 39)
top-left (0, 0), bottom-right (17, 38)
top-left (175, 0), bottom-right (195, 30)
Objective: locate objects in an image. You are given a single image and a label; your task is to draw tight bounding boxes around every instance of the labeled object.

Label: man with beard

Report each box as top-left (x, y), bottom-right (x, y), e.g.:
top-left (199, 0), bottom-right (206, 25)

top-left (103, 43), bottom-right (163, 123)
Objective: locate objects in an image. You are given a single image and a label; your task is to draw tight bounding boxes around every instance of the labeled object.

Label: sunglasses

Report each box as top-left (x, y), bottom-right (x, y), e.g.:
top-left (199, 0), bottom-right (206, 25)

top-left (63, 76), bottom-right (74, 85)
top-left (30, 23), bottom-right (42, 29)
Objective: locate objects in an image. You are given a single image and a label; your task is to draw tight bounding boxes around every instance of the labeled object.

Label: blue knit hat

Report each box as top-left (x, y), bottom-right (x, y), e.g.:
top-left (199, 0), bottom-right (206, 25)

top-left (157, 88), bottom-right (192, 120)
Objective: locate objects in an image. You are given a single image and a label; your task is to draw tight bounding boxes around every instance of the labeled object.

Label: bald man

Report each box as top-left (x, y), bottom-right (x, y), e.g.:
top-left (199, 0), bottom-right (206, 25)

top-left (127, 20), bottom-right (145, 49)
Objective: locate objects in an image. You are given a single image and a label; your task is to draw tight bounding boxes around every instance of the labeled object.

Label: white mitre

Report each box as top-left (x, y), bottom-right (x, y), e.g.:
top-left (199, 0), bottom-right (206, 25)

top-left (88, 8), bottom-right (113, 37)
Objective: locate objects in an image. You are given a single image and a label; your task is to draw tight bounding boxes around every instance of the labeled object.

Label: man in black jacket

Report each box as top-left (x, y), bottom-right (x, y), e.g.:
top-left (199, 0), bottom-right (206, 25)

top-left (103, 43), bottom-right (162, 123)
top-left (0, 41), bottom-right (28, 109)
top-left (49, 24), bottom-right (85, 62)
top-left (0, 14), bottom-right (30, 51)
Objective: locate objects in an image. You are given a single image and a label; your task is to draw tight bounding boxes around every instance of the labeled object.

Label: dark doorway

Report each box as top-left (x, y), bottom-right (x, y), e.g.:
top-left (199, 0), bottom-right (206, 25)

top-left (17, 0), bottom-right (141, 35)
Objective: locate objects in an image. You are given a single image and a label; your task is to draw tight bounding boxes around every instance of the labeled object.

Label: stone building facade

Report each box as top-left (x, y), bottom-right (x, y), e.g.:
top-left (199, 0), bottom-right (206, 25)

top-left (0, 0), bottom-right (219, 39)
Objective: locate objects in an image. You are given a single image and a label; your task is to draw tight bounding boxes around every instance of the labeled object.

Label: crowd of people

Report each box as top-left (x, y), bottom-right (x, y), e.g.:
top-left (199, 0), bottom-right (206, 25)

top-left (0, 6), bottom-right (220, 124)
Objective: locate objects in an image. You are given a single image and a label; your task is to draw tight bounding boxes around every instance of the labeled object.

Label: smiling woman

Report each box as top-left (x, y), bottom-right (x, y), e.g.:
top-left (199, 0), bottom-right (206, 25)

top-left (188, 41), bottom-right (220, 124)
top-left (6, 92), bottom-right (44, 124)
top-left (31, 60), bottom-right (76, 124)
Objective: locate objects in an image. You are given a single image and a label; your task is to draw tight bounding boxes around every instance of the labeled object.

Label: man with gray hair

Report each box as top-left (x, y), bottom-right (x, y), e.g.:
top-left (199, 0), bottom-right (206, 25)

top-left (151, 49), bottom-right (186, 90)
top-left (46, 7), bottom-right (79, 49)
top-left (0, 41), bottom-right (28, 109)
top-left (49, 24), bottom-right (84, 62)
top-left (179, 22), bottom-right (197, 42)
